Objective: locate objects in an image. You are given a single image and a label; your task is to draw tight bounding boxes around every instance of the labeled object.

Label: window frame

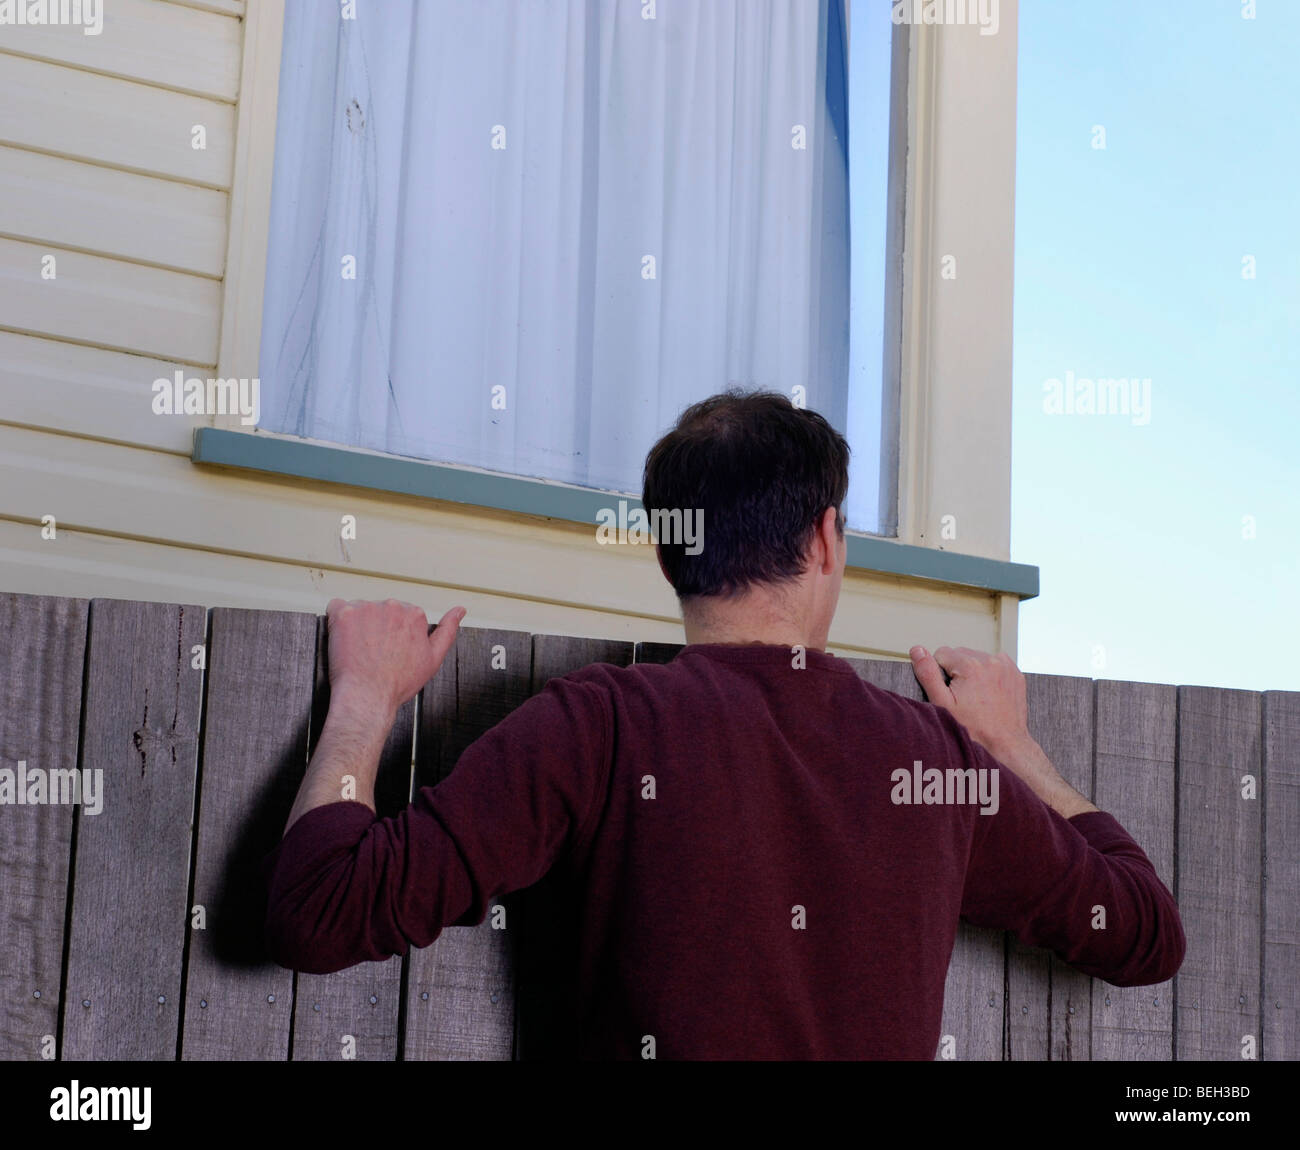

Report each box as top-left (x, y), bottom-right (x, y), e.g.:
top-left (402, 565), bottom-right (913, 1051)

top-left (208, 0), bottom-right (1034, 601)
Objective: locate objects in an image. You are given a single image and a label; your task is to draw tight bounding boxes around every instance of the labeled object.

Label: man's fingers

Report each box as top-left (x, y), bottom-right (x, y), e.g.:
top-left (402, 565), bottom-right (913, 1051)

top-left (909, 646), bottom-right (956, 708)
top-left (932, 645), bottom-right (979, 678)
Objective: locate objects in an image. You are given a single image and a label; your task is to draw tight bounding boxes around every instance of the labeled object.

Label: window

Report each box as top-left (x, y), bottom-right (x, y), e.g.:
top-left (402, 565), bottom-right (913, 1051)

top-left (256, 0), bottom-right (902, 535)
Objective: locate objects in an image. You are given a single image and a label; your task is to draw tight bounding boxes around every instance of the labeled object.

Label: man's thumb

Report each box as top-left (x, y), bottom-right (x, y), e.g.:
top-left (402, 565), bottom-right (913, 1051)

top-left (428, 606), bottom-right (466, 653)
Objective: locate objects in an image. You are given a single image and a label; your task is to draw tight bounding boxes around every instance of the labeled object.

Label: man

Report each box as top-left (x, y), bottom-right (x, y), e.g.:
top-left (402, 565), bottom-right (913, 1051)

top-left (263, 389), bottom-right (1185, 1059)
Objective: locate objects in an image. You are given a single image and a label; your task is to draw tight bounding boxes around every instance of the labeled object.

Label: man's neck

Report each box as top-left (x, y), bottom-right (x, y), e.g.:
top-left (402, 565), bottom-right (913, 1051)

top-left (682, 612), bottom-right (824, 652)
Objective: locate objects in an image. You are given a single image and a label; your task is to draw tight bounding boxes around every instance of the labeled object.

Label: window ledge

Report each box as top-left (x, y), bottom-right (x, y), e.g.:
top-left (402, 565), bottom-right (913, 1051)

top-left (192, 428), bottom-right (1038, 600)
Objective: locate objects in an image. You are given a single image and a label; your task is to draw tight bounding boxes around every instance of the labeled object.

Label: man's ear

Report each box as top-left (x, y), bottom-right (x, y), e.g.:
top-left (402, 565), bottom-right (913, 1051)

top-left (817, 506), bottom-right (841, 574)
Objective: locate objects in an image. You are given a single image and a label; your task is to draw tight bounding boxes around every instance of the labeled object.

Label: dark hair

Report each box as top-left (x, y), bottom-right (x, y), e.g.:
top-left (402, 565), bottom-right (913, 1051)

top-left (641, 389), bottom-right (849, 601)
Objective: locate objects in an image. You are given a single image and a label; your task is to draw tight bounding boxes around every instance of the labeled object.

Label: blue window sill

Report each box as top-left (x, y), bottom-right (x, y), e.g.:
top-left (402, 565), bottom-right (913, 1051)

top-left (192, 428), bottom-right (1038, 600)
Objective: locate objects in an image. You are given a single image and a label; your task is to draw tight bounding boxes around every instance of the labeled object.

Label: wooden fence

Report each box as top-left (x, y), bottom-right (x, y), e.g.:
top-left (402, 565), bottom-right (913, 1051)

top-left (0, 592), bottom-right (1295, 1060)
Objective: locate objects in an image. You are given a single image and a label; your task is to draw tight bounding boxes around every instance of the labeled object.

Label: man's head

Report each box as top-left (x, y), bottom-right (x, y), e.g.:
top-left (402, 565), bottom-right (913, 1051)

top-left (642, 389), bottom-right (850, 649)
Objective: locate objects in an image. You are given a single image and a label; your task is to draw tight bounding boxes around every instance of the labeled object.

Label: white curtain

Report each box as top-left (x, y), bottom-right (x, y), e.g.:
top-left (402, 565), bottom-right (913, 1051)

top-left (259, 0), bottom-right (848, 494)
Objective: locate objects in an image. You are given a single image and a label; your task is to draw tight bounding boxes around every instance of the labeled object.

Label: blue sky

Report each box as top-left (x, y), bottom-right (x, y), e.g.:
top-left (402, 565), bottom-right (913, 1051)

top-left (1012, 0), bottom-right (1299, 691)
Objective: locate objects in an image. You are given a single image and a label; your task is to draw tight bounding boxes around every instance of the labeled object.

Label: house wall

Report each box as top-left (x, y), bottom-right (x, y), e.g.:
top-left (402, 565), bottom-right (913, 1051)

top-left (0, 0), bottom-right (1023, 661)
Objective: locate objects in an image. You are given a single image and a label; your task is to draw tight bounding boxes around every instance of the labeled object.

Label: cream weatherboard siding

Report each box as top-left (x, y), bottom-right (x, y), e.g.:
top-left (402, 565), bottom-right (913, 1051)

top-left (0, 0), bottom-right (1025, 661)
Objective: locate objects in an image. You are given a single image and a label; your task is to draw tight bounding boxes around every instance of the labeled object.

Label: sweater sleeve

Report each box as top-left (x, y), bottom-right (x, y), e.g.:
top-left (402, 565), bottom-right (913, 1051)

top-left (952, 722), bottom-right (1186, 987)
top-left (263, 674), bottom-right (610, 974)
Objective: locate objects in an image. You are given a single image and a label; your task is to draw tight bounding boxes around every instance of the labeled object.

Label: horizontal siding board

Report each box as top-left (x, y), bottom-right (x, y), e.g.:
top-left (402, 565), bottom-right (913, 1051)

top-left (1, 432), bottom-right (681, 615)
top-left (163, 0), bottom-right (245, 16)
top-left (0, 146), bottom-right (228, 276)
top-left (0, 517), bottom-right (694, 646)
top-left (0, 0), bottom-right (241, 102)
top-left (0, 236), bottom-right (221, 363)
top-left (0, 332), bottom-right (199, 451)
top-left (0, 54), bottom-right (235, 187)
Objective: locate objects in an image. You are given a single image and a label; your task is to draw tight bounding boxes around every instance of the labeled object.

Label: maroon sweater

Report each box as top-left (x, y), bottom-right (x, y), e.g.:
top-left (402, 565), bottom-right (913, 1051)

top-left (263, 644), bottom-right (1185, 1059)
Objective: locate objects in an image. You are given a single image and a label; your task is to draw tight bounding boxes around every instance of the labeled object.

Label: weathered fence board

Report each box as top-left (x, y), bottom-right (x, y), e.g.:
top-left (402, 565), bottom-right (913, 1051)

top-left (0, 594), bottom-right (88, 1060)
top-left (403, 626), bottom-right (530, 1061)
top-left (62, 599), bottom-right (205, 1059)
top-left (1092, 680), bottom-right (1177, 1061)
top-left (1, 592), bottom-right (1294, 1061)
top-left (1017, 673), bottom-right (1094, 1061)
top-left (512, 636), bottom-right (634, 1060)
top-left (180, 608), bottom-right (317, 1060)
top-left (1262, 689), bottom-right (1300, 1061)
top-left (1175, 686), bottom-right (1263, 1060)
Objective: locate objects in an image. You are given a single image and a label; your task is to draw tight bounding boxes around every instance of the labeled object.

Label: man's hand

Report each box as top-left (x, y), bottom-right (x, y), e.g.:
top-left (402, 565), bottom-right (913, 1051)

top-left (907, 645), bottom-right (1029, 757)
top-left (281, 599), bottom-right (466, 835)
top-left (325, 598), bottom-right (466, 720)
top-left (909, 644), bottom-right (1097, 820)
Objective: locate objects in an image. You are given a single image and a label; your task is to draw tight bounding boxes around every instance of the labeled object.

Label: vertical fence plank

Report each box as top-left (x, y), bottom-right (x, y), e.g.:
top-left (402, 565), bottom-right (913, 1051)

top-left (1262, 690), bottom-right (1300, 1061)
top-left (1176, 686), bottom-right (1262, 1061)
top-left (403, 625), bottom-right (531, 1060)
top-left (850, 656), bottom-right (922, 702)
top-left (402, 624), bottom-right (462, 1058)
top-left (513, 635), bottom-right (633, 1060)
top-left (61, 600), bottom-right (205, 1059)
top-left (635, 642), bottom-right (684, 665)
top-left (455, 627), bottom-right (534, 1057)
top-left (851, 656), bottom-right (1005, 1061)
top-left (1091, 680), bottom-right (1177, 1061)
top-left (0, 593), bottom-right (88, 1060)
top-left (180, 608), bottom-right (318, 1060)
top-left (292, 616), bottom-right (411, 1061)
top-left (1012, 674), bottom-right (1094, 1061)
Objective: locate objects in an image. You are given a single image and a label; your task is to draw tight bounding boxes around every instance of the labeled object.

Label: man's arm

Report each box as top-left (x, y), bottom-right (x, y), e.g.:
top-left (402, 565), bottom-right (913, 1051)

top-left (282, 598), bottom-right (464, 836)
top-left (263, 598), bottom-right (609, 974)
top-left (909, 644), bottom-right (1185, 987)
top-left (977, 730), bottom-right (1098, 819)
